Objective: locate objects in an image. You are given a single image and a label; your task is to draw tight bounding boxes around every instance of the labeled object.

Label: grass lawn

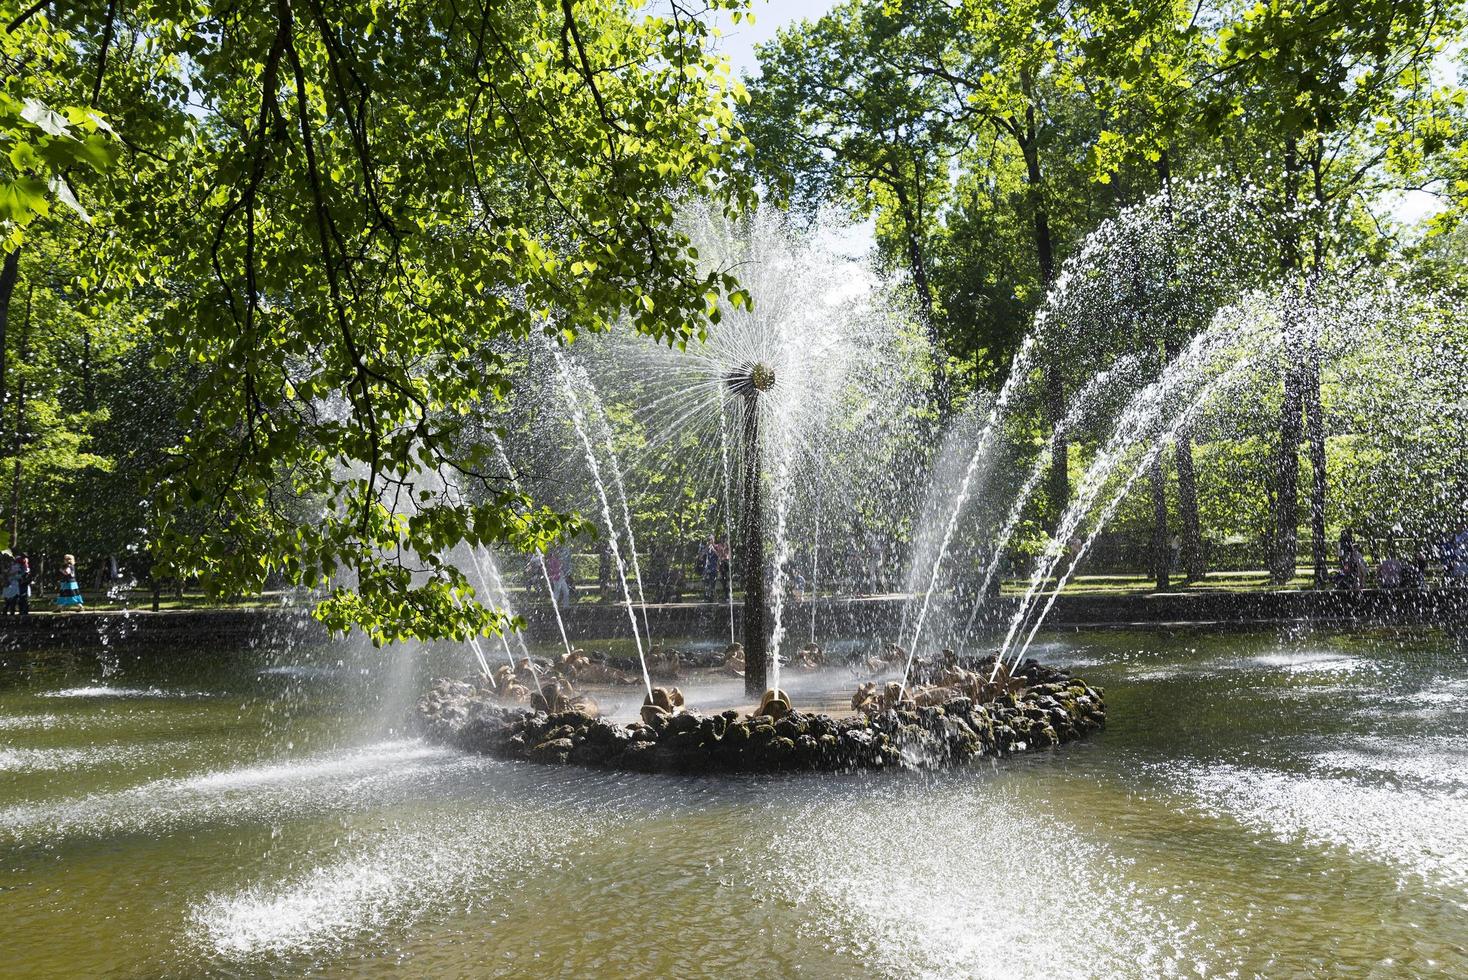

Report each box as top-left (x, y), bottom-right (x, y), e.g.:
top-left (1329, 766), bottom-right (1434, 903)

top-left (1004, 568), bottom-right (1320, 596)
top-left (34, 564), bottom-right (1428, 614)
top-left (42, 591), bottom-right (291, 613)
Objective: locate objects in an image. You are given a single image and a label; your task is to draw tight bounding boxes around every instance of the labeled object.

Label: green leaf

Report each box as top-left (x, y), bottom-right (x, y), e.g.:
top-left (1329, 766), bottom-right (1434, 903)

top-left (0, 177), bottom-right (50, 222)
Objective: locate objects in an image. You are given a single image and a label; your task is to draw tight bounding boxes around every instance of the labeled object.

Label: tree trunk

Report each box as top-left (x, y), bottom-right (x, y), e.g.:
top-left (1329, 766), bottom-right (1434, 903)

top-left (1272, 362), bottom-right (1303, 585)
top-left (893, 182), bottom-right (949, 418)
top-left (8, 283), bottom-right (30, 551)
top-left (1043, 358), bottom-right (1066, 526)
top-left (1304, 153), bottom-right (1329, 587)
top-left (1154, 155), bottom-right (1206, 583)
top-left (0, 247), bottom-right (18, 444)
top-left (1303, 339), bottom-right (1328, 586)
top-left (1014, 72), bottom-right (1065, 526)
top-left (1149, 449), bottom-right (1169, 591)
top-left (1271, 134), bottom-right (1303, 586)
top-left (1174, 423), bottom-right (1205, 581)
top-left (7, 447), bottom-right (19, 551)
top-left (741, 398), bottom-right (767, 696)
top-left (1162, 309), bottom-right (1209, 586)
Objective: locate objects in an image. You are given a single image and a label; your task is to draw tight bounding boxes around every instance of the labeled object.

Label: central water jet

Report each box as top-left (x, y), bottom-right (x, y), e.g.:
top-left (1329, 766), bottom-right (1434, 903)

top-left (728, 360), bottom-right (775, 696)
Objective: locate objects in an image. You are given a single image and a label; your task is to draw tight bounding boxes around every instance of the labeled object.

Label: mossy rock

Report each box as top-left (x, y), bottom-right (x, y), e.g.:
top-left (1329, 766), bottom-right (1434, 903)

top-left (530, 737), bottom-right (573, 764)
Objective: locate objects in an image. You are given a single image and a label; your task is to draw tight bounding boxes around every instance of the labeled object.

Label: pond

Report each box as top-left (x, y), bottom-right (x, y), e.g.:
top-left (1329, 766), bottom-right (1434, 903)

top-left (1, 626), bottom-right (1465, 977)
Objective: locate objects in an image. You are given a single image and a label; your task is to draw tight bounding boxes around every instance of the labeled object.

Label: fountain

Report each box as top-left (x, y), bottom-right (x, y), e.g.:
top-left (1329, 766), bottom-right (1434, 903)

top-left (414, 188), bottom-right (1458, 775)
top-left (407, 207), bottom-right (1116, 770)
top-left (554, 206), bottom-right (941, 705)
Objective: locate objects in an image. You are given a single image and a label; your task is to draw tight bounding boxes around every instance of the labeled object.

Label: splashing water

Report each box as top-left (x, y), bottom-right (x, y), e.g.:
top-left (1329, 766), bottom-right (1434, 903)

top-left (547, 343), bottom-right (654, 697)
top-left (489, 434), bottom-right (573, 659)
top-left (573, 205), bottom-right (935, 670)
top-left (953, 355), bottom-right (1143, 652)
top-left (899, 336), bottom-right (1036, 691)
top-left (476, 183), bottom-right (1461, 692)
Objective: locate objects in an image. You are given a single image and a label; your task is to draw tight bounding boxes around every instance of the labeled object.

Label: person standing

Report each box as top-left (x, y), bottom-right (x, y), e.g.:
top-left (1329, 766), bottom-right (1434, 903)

top-left (1376, 551), bottom-right (1403, 589)
top-left (597, 541), bottom-right (612, 603)
top-left (713, 537), bottom-right (731, 595)
top-left (1344, 544), bottom-right (1368, 592)
top-left (545, 547), bottom-right (570, 609)
top-left (1405, 546), bottom-right (1429, 589)
top-left (1450, 524), bottom-right (1468, 585)
top-left (699, 533), bottom-right (719, 601)
top-left (557, 543), bottom-right (576, 604)
top-left (3, 552), bottom-right (30, 615)
top-left (55, 555), bottom-right (84, 610)
top-left (2, 553), bottom-right (20, 614)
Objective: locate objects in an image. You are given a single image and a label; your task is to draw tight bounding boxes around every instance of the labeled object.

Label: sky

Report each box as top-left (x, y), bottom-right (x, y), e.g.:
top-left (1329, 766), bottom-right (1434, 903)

top-left (710, 0), bottom-right (838, 80)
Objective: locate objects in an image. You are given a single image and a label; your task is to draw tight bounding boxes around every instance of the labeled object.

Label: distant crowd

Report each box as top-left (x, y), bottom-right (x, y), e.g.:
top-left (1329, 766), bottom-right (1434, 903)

top-left (2, 552), bottom-right (85, 614)
top-left (1332, 527), bottom-right (1468, 592)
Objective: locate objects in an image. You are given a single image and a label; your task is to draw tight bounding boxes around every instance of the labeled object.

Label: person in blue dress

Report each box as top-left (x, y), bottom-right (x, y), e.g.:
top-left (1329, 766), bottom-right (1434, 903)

top-left (55, 554), bottom-right (84, 610)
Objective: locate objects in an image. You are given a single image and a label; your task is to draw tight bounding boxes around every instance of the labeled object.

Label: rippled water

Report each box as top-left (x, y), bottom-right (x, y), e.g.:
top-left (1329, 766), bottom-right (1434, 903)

top-left (1, 626), bottom-right (1465, 977)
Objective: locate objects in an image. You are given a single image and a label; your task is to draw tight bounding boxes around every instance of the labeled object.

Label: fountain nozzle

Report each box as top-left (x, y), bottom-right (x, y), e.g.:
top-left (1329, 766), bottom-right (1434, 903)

top-left (727, 361), bottom-right (776, 398)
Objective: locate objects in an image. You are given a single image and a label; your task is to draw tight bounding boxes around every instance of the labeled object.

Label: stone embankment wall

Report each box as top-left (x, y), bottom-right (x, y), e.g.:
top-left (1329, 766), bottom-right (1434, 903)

top-left (518, 587), bottom-right (1468, 636)
top-left (0, 609), bottom-right (325, 652)
top-left (1, 586), bottom-right (1462, 652)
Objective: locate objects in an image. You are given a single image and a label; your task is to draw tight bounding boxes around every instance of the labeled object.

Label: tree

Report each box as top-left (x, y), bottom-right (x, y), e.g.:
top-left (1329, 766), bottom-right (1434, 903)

top-left (900, 0), bottom-right (1091, 521)
top-left (744, 0), bottom-right (956, 414)
top-left (1207, 0), bottom-right (1464, 584)
top-left (1073, 0), bottom-right (1211, 585)
top-left (0, 236), bottom-right (119, 555)
top-left (8, 0), bottom-right (755, 643)
top-left (1, 0), bottom-right (121, 475)
top-left (749, 0), bottom-right (1127, 523)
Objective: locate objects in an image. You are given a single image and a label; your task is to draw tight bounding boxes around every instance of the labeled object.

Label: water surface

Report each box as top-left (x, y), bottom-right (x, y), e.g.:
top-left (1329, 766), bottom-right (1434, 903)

top-left (1, 627), bottom-right (1464, 977)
